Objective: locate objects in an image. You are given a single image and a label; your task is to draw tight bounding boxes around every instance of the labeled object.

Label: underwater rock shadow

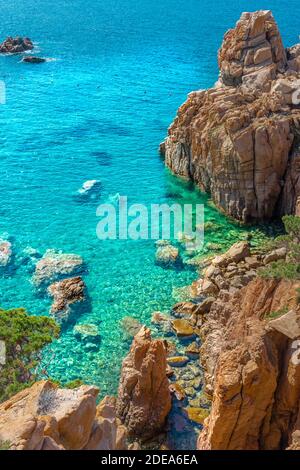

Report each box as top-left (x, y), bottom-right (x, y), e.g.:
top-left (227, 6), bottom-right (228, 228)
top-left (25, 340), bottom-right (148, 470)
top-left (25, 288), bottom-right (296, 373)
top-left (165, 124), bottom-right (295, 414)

top-left (91, 150), bottom-right (112, 166)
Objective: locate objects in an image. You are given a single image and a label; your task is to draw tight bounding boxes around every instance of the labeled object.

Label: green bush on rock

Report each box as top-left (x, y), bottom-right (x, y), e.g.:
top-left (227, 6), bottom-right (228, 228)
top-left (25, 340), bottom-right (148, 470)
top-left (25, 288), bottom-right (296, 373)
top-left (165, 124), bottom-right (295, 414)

top-left (0, 308), bottom-right (59, 403)
top-left (259, 216), bottom-right (300, 281)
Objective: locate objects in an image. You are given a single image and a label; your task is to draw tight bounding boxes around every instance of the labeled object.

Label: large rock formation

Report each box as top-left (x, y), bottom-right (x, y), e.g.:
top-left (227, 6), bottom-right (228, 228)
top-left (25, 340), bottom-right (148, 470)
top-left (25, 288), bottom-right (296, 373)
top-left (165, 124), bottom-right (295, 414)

top-left (196, 272), bottom-right (300, 450)
top-left (48, 276), bottom-right (86, 322)
top-left (0, 36), bottom-right (33, 54)
top-left (116, 326), bottom-right (171, 438)
top-left (0, 381), bottom-right (128, 450)
top-left (163, 10), bottom-right (300, 222)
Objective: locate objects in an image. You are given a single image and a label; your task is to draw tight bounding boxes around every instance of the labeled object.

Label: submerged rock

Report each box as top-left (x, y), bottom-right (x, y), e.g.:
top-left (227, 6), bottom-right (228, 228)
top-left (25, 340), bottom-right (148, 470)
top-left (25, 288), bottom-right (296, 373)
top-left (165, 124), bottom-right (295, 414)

top-left (48, 276), bottom-right (85, 322)
top-left (20, 246), bottom-right (42, 272)
top-left (77, 180), bottom-right (101, 200)
top-left (22, 56), bottom-right (46, 63)
top-left (119, 316), bottom-right (142, 340)
top-left (0, 36), bottom-right (33, 54)
top-left (117, 326), bottom-right (171, 438)
top-left (155, 242), bottom-right (181, 268)
top-left (33, 249), bottom-right (85, 288)
top-left (167, 356), bottom-right (189, 367)
top-left (171, 318), bottom-right (194, 337)
top-left (185, 407), bottom-right (210, 425)
top-left (73, 323), bottom-right (100, 343)
top-left (0, 238), bottom-right (12, 267)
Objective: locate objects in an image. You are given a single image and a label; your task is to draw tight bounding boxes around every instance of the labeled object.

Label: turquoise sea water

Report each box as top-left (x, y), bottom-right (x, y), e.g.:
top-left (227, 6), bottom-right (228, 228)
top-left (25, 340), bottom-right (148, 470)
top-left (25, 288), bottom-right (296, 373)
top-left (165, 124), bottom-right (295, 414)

top-left (0, 0), bottom-right (299, 399)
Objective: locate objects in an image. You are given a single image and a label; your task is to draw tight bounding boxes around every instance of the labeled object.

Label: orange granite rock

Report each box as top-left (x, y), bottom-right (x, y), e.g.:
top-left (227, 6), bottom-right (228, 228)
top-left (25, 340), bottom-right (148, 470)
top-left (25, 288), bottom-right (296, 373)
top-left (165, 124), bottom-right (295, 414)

top-left (0, 380), bottom-right (128, 451)
top-left (197, 278), bottom-right (300, 450)
top-left (163, 11), bottom-right (300, 222)
top-left (116, 326), bottom-right (171, 438)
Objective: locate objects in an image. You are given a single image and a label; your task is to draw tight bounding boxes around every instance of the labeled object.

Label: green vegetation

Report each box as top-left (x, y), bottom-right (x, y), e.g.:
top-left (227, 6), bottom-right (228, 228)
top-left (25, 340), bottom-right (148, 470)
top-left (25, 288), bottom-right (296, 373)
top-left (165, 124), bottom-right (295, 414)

top-left (266, 306), bottom-right (289, 320)
top-left (65, 379), bottom-right (84, 389)
top-left (259, 216), bottom-right (300, 280)
top-left (0, 308), bottom-right (59, 403)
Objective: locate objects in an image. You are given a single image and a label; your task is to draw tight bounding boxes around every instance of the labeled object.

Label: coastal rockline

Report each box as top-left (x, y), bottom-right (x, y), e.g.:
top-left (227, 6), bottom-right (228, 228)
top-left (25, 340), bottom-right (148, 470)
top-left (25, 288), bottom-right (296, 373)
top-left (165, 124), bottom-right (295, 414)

top-left (0, 10), bottom-right (300, 453)
top-left (161, 10), bottom-right (300, 223)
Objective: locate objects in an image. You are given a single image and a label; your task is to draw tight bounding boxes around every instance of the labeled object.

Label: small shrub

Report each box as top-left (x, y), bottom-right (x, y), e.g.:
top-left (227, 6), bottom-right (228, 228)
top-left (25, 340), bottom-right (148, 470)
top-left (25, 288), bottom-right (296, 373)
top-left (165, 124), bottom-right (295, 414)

top-left (65, 379), bottom-right (84, 389)
top-left (259, 261), bottom-right (300, 280)
top-left (266, 306), bottom-right (289, 320)
top-left (0, 308), bottom-right (59, 403)
top-left (258, 216), bottom-right (300, 281)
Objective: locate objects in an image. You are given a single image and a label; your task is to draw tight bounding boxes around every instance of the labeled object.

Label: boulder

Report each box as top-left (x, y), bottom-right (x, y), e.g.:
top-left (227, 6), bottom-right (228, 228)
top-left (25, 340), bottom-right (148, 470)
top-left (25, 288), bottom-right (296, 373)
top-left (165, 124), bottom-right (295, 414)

top-left (212, 242), bottom-right (250, 268)
top-left (116, 327), bottom-right (171, 438)
top-left (151, 311), bottom-right (169, 324)
top-left (195, 297), bottom-right (215, 314)
top-left (0, 36), bottom-right (33, 54)
top-left (167, 356), bottom-right (189, 367)
top-left (185, 407), bottom-right (210, 425)
top-left (155, 243), bottom-right (180, 268)
top-left (73, 323), bottom-right (100, 343)
top-left (0, 381), bottom-right (99, 450)
top-left (119, 316), bottom-right (142, 340)
top-left (169, 382), bottom-right (185, 401)
top-left (48, 276), bottom-right (85, 322)
top-left (171, 318), bottom-right (194, 337)
top-left (77, 180), bottom-right (101, 200)
top-left (22, 56), bottom-right (46, 63)
top-left (264, 247), bottom-right (287, 264)
top-left (84, 396), bottom-right (128, 450)
top-left (33, 249), bottom-right (85, 288)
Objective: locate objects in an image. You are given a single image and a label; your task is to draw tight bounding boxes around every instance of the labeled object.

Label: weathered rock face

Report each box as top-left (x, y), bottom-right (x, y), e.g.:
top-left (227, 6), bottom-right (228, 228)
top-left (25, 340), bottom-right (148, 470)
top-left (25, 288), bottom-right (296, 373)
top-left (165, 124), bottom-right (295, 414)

top-left (0, 381), bottom-right (128, 450)
top-left (163, 10), bottom-right (300, 222)
top-left (197, 277), bottom-right (300, 450)
top-left (116, 326), bottom-right (171, 438)
top-left (48, 276), bottom-right (85, 322)
top-left (0, 36), bottom-right (33, 54)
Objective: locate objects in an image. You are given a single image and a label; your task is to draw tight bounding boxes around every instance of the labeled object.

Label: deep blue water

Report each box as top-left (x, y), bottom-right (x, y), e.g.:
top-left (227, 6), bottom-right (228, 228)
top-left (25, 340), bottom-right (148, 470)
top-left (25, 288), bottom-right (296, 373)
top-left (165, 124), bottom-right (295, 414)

top-left (0, 0), bottom-right (299, 399)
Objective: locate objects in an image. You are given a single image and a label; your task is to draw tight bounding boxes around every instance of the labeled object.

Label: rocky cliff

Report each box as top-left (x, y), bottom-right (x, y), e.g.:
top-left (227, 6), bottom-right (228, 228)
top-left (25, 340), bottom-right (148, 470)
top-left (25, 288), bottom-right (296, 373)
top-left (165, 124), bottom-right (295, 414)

top-left (162, 10), bottom-right (300, 222)
top-left (0, 381), bottom-right (128, 450)
top-left (0, 327), bottom-right (171, 450)
top-left (188, 239), bottom-right (300, 450)
top-left (116, 326), bottom-right (171, 439)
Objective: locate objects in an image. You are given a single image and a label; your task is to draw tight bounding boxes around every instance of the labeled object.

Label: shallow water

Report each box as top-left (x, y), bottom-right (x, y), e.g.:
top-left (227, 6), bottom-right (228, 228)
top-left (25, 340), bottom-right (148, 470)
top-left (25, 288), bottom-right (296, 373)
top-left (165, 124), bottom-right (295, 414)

top-left (0, 0), bottom-right (299, 402)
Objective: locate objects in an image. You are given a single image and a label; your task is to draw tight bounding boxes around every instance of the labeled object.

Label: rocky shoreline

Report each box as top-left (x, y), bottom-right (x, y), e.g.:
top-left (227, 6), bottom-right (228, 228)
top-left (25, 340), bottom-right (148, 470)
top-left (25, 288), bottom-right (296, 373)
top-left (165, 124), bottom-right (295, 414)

top-left (161, 10), bottom-right (300, 223)
top-left (0, 10), bottom-right (300, 452)
top-left (1, 226), bottom-right (299, 450)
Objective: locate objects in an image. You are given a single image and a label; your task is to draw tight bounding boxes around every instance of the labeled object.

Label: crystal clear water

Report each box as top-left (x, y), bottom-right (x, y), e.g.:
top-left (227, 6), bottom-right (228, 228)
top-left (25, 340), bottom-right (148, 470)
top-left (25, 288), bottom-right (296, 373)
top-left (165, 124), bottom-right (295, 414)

top-left (0, 0), bottom-right (299, 397)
